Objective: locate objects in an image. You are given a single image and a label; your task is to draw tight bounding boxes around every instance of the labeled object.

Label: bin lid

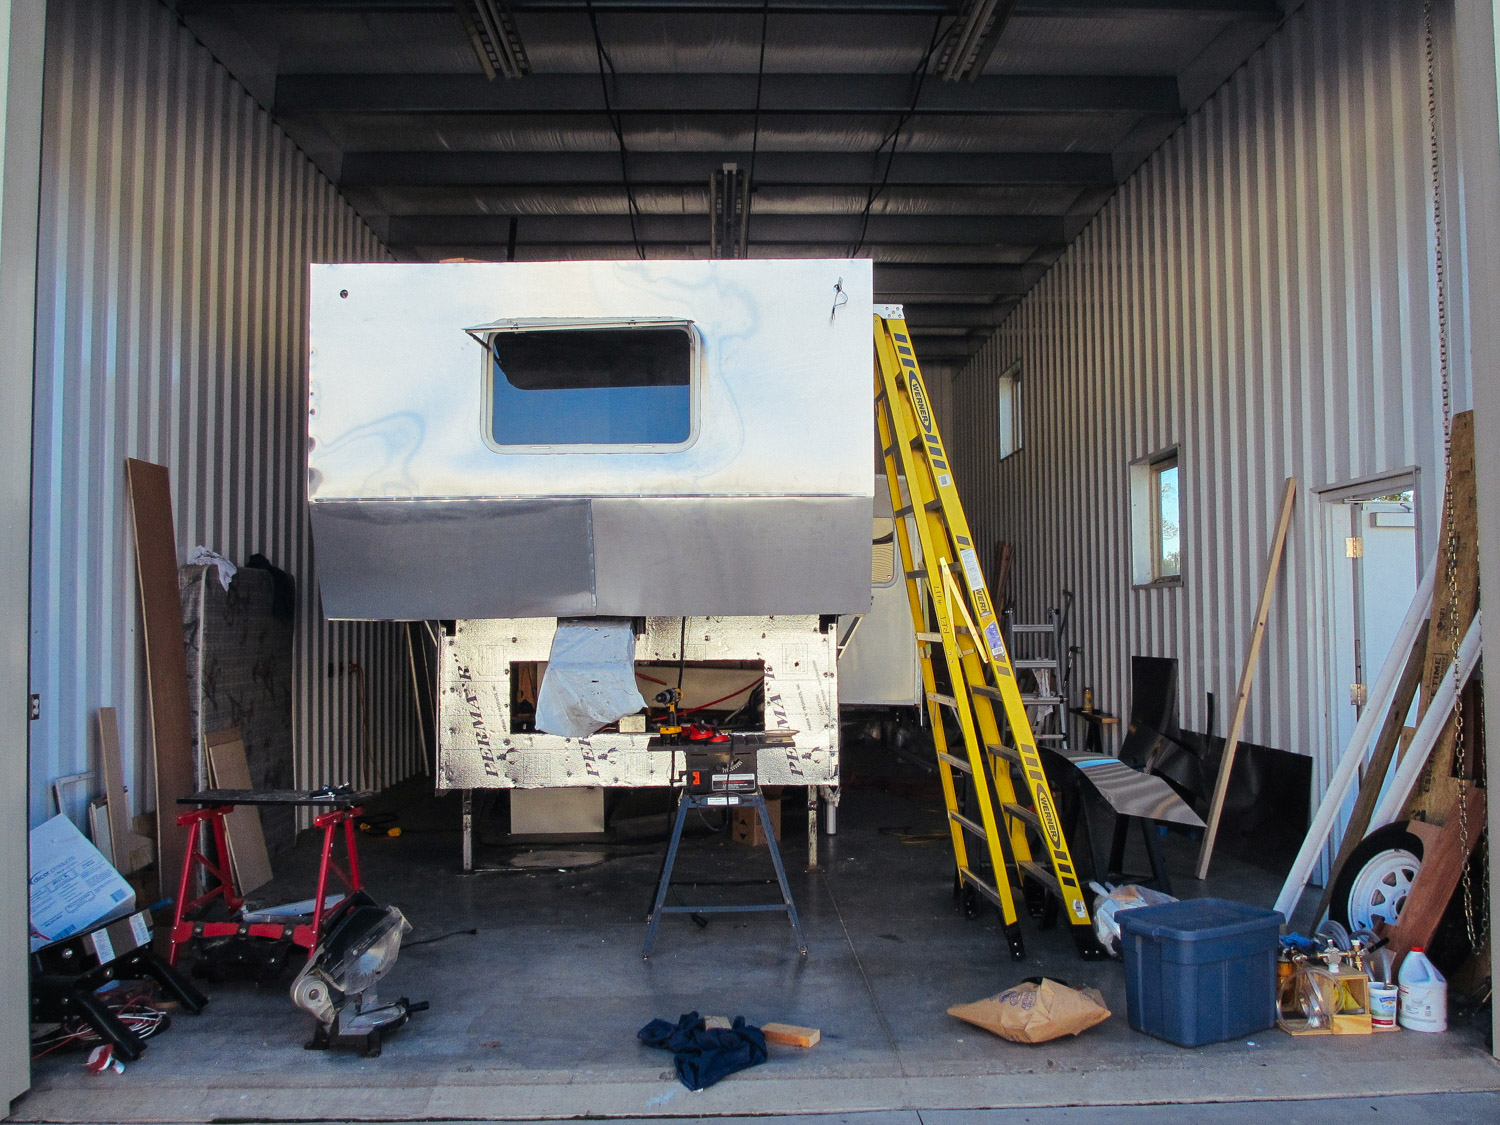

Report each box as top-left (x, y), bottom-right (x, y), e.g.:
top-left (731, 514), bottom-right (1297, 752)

top-left (1118, 897), bottom-right (1282, 942)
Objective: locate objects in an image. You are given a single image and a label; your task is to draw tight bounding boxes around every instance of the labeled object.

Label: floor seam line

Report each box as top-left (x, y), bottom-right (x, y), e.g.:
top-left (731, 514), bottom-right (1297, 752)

top-left (822, 868), bottom-right (911, 1080)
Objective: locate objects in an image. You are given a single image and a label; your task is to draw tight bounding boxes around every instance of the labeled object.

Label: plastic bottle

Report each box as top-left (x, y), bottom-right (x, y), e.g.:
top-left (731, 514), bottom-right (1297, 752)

top-left (1397, 947), bottom-right (1447, 1032)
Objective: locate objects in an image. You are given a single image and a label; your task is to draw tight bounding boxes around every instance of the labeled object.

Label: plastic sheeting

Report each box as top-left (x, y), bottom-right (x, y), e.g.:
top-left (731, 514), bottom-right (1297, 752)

top-left (535, 618), bottom-right (646, 738)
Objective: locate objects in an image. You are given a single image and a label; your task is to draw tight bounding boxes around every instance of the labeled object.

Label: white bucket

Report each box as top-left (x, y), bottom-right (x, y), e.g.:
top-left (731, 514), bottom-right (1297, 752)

top-left (1397, 948), bottom-right (1447, 1033)
top-left (1369, 982), bottom-right (1398, 1029)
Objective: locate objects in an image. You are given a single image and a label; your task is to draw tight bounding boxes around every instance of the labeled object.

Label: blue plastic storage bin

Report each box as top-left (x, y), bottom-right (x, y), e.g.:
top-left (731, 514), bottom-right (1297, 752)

top-left (1118, 897), bottom-right (1282, 1047)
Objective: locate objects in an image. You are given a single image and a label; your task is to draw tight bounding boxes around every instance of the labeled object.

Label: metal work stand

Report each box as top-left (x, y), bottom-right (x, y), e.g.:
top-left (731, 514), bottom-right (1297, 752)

top-left (642, 788), bottom-right (807, 958)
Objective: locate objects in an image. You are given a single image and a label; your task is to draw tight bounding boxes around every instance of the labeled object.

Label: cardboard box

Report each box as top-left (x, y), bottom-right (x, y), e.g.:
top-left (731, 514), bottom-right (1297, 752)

top-left (732, 796), bottom-right (781, 846)
top-left (29, 814), bottom-right (136, 951)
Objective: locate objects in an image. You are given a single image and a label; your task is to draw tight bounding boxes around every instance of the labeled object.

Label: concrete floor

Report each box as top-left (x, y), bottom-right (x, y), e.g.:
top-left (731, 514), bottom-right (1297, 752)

top-left (14, 778), bottom-right (1500, 1123)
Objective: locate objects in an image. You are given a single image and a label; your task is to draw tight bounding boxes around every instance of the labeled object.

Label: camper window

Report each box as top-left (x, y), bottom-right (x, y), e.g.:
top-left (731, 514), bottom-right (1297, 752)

top-left (486, 325), bottom-right (695, 448)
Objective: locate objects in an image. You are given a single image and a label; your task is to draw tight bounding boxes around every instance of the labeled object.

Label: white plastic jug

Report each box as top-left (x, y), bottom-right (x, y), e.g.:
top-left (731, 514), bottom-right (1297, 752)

top-left (1397, 947), bottom-right (1447, 1032)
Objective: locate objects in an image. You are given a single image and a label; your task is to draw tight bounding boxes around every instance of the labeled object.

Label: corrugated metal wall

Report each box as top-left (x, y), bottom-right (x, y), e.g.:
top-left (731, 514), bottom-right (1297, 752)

top-left (944, 0), bottom-right (1467, 799)
top-left (28, 0), bottom-right (421, 828)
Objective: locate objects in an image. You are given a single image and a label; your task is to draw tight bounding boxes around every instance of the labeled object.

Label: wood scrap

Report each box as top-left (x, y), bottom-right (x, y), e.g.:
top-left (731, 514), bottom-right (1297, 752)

top-left (1405, 410), bottom-right (1478, 824)
top-left (1385, 784), bottom-right (1486, 968)
top-left (1312, 631), bottom-right (1428, 923)
top-left (205, 727), bottom-right (273, 894)
top-left (993, 541), bottom-right (1014, 615)
top-left (97, 707), bottom-right (154, 874)
top-left (761, 1022), bottom-right (820, 1047)
top-left (1196, 476), bottom-right (1297, 880)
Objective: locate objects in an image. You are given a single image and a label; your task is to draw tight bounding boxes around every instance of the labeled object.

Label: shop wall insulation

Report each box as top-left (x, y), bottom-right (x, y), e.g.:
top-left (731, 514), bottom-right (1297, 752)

top-left (28, 0), bottom-right (422, 827)
top-left (943, 0), bottom-right (1470, 804)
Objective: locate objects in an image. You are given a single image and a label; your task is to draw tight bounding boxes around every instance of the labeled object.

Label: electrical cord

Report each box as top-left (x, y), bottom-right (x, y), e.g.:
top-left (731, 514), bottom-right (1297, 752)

top-left (584, 0), bottom-right (645, 259)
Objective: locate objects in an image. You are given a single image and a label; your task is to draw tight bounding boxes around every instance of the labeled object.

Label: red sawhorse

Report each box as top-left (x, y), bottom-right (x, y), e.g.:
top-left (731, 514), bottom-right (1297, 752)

top-left (169, 788), bottom-right (372, 967)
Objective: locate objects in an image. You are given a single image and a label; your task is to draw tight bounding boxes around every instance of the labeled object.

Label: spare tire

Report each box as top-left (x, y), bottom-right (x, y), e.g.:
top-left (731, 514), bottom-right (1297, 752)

top-left (1328, 821), bottom-right (1423, 932)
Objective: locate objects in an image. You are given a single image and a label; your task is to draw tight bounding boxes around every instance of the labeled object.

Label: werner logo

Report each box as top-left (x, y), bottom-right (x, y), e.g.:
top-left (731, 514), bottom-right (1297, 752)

top-left (1038, 791), bottom-right (1063, 849)
top-left (909, 373), bottom-right (933, 435)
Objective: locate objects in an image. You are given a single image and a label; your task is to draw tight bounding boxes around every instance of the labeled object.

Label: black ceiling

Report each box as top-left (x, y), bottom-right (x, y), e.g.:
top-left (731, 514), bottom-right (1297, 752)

top-left (175, 0), bottom-right (1293, 371)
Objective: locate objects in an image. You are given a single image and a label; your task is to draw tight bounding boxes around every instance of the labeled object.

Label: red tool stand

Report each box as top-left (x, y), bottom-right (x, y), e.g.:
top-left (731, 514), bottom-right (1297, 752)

top-left (169, 788), bottom-right (373, 968)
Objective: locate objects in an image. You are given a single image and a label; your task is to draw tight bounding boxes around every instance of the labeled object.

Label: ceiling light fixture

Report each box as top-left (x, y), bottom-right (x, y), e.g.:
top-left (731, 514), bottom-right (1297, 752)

top-left (454, 0), bottom-right (531, 81)
top-left (934, 0), bottom-right (1016, 83)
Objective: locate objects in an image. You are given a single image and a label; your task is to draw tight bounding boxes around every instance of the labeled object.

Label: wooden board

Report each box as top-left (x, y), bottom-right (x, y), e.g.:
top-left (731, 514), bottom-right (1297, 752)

top-left (1385, 784), bottom-right (1486, 967)
top-left (1195, 476), bottom-right (1297, 880)
top-left (1406, 410), bottom-right (1478, 823)
top-left (126, 458), bottom-right (195, 898)
top-left (205, 727), bottom-right (274, 895)
top-left (1312, 631), bottom-right (1428, 923)
top-left (96, 707), bottom-right (154, 875)
top-left (762, 1022), bottom-right (820, 1048)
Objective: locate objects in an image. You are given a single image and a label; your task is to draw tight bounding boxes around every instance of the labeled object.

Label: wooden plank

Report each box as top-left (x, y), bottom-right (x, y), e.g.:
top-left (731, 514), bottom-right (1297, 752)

top-left (1312, 629), bottom-right (1428, 923)
top-left (1195, 476), bottom-right (1297, 881)
top-left (1406, 410), bottom-right (1478, 823)
top-left (126, 458), bottom-right (195, 898)
top-left (96, 707), bottom-right (154, 875)
top-left (1385, 785), bottom-right (1486, 967)
top-left (205, 727), bottom-right (274, 895)
top-left (761, 1022), bottom-right (820, 1048)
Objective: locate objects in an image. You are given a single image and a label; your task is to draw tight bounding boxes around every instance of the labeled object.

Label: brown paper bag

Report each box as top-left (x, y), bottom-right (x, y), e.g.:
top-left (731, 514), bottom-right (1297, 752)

top-left (948, 978), bottom-right (1111, 1044)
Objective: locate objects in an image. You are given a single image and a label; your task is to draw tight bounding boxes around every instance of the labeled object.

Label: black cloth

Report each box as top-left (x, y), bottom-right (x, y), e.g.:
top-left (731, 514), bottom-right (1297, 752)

top-left (243, 553), bottom-right (296, 621)
top-left (637, 1011), bottom-right (768, 1091)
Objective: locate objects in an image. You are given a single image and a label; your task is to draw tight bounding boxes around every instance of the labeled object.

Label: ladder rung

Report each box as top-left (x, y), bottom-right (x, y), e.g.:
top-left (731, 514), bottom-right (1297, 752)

top-left (895, 504), bottom-right (914, 517)
top-left (1010, 624), bottom-right (1055, 634)
top-left (1022, 695), bottom-right (1064, 706)
top-left (971, 686), bottom-right (1002, 702)
top-left (986, 742), bottom-right (1021, 764)
top-left (1018, 861), bottom-right (1061, 895)
top-left (916, 631), bottom-right (942, 642)
top-left (928, 691), bottom-right (959, 709)
top-left (957, 871), bottom-right (1009, 911)
top-left (882, 443), bottom-right (896, 457)
top-left (1002, 803), bottom-right (1042, 831)
top-left (935, 750), bottom-right (972, 774)
top-left (906, 568), bottom-right (927, 580)
top-left (948, 810), bottom-right (989, 840)
top-left (924, 498), bottom-right (944, 512)
top-left (1035, 733), bottom-right (1066, 741)
top-left (1011, 659), bottom-right (1057, 670)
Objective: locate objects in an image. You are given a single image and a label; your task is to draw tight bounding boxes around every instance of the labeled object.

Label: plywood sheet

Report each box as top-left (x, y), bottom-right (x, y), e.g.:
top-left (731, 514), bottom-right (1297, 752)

top-left (204, 728), bottom-right (273, 894)
top-left (96, 707), bottom-right (154, 874)
top-left (127, 458), bottom-right (195, 898)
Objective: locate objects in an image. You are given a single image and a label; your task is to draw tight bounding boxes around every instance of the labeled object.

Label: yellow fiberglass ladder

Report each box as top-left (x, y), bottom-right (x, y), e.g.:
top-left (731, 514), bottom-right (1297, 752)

top-left (873, 306), bottom-right (1106, 962)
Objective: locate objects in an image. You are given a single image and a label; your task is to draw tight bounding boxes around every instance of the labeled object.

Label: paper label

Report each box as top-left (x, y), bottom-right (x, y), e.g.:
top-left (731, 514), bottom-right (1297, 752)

top-left (984, 621), bottom-right (1007, 663)
top-left (130, 913), bottom-right (151, 946)
top-left (959, 547), bottom-right (985, 593)
top-left (89, 928), bottom-right (115, 964)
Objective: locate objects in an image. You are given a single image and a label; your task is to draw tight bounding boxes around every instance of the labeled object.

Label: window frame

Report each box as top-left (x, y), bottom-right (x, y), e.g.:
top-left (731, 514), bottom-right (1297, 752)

top-left (474, 317), bottom-right (703, 455)
top-left (1130, 446), bottom-right (1183, 589)
top-left (1149, 454), bottom-right (1181, 581)
top-left (997, 360), bottom-right (1022, 460)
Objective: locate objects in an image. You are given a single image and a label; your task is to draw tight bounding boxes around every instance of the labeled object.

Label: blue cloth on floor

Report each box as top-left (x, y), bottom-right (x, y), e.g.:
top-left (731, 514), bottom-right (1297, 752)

top-left (638, 1011), bottom-right (768, 1091)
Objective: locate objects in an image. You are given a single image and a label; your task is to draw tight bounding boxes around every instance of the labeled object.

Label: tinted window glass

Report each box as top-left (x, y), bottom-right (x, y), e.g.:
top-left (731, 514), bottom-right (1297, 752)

top-left (489, 327), bottom-right (692, 446)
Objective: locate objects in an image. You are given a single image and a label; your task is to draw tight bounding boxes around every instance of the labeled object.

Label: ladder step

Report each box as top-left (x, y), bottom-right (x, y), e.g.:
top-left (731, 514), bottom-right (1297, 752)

top-left (928, 691), bottom-right (959, 709)
top-left (1010, 624), bottom-right (1055, 634)
top-left (948, 810), bottom-right (989, 840)
top-left (1018, 860), bottom-right (1061, 896)
top-left (1035, 733), bottom-right (1067, 742)
top-left (936, 750), bottom-right (972, 774)
top-left (971, 686), bottom-right (1002, 702)
top-left (986, 742), bottom-right (1021, 764)
top-left (906, 568), bottom-right (927, 580)
top-left (1011, 659), bottom-right (1058, 670)
top-left (957, 870), bottom-right (1009, 912)
top-left (1022, 695), bottom-right (1064, 706)
top-left (915, 631), bottom-right (942, 642)
top-left (1002, 803), bottom-right (1042, 831)
top-left (895, 504), bottom-right (914, 517)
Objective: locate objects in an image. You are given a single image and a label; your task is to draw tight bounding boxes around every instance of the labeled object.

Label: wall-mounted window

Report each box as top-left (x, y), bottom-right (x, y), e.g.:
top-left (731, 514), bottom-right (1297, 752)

top-left (478, 320), bottom-right (699, 451)
top-left (997, 361), bottom-right (1022, 459)
top-left (1131, 448), bottom-right (1182, 586)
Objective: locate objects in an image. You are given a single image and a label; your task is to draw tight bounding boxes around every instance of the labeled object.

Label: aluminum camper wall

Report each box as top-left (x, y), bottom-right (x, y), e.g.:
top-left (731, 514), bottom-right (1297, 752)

top-left (28, 0), bottom-right (422, 828)
top-left (942, 0), bottom-right (1469, 801)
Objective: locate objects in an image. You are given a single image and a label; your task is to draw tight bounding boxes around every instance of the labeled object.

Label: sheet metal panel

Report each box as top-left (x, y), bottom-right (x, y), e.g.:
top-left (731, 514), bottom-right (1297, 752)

top-left (943, 0), bottom-right (1466, 814)
top-left (307, 259), bottom-right (875, 619)
top-left (439, 615), bottom-right (838, 789)
top-left (28, 0), bottom-right (420, 827)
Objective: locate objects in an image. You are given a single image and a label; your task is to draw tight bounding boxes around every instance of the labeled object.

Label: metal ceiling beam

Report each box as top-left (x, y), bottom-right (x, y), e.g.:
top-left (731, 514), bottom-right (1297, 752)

top-left (873, 263), bottom-right (1048, 295)
top-left (339, 149), bottom-right (1116, 186)
top-left (275, 72), bottom-right (1180, 116)
top-left (384, 211), bottom-right (1069, 244)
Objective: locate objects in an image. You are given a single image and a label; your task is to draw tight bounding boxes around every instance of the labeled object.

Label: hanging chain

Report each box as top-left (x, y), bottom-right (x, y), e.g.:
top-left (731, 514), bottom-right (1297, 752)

top-left (1423, 0), bottom-right (1484, 949)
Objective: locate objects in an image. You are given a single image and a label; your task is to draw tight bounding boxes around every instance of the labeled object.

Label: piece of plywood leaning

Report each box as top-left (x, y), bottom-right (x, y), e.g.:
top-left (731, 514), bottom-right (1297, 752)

top-left (96, 707), bottom-right (155, 874)
top-left (205, 727), bottom-right (274, 895)
top-left (1195, 476), bottom-right (1297, 882)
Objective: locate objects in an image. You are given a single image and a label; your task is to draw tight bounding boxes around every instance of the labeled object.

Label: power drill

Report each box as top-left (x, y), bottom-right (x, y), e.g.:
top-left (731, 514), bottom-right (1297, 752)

top-left (654, 687), bottom-right (683, 744)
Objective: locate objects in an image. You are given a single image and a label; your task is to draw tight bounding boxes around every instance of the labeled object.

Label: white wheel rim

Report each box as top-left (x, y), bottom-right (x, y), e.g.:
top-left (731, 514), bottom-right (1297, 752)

top-left (1347, 847), bottom-right (1421, 931)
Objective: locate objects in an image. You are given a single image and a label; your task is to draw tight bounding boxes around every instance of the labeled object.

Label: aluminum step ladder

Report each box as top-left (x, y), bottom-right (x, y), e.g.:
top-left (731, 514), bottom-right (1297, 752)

top-left (1005, 600), bottom-right (1072, 756)
top-left (873, 306), bottom-right (1105, 961)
